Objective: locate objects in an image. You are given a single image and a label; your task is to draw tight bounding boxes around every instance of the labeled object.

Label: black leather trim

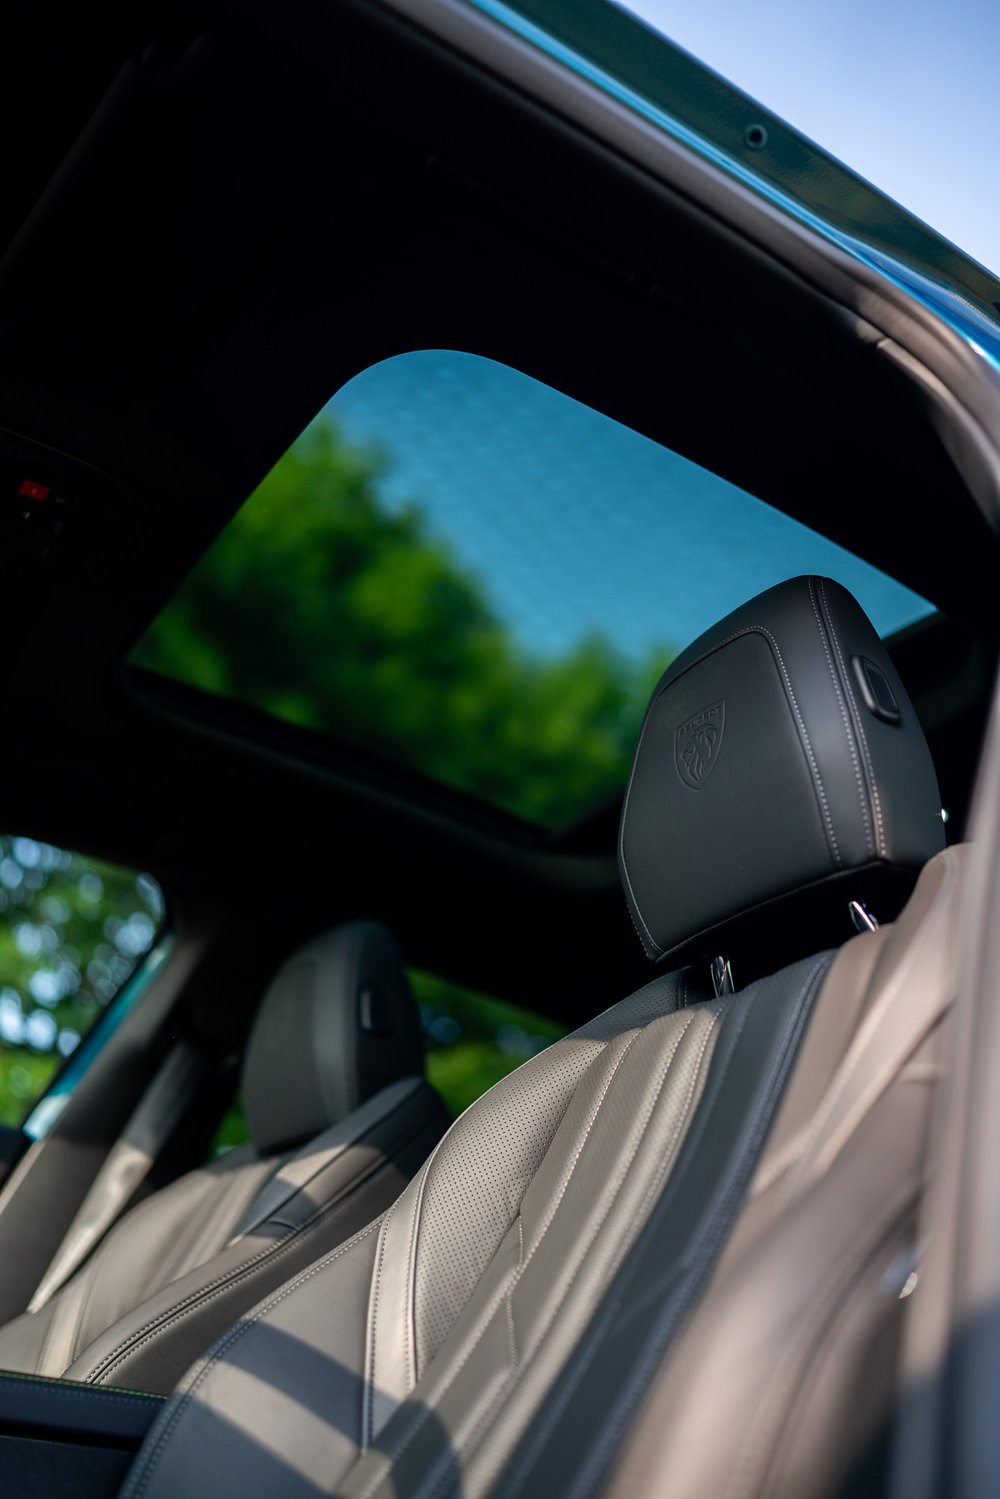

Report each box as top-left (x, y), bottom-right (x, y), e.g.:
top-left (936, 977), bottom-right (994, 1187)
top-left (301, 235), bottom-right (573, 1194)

top-left (618, 576), bottom-right (944, 965)
top-left (494, 949), bottom-right (835, 1499)
top-left (0, 1369), bottom-right (163, 1449)
top-left (242, 920), bottom-right (426, 1155)
top-left (77, 1084), bottom-right (448, 1394)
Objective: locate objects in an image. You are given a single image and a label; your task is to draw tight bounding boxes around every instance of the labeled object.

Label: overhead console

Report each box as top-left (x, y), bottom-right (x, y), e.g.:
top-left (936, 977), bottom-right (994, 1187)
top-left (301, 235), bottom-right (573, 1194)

top-left (0, 436), bottom-right (134, 588)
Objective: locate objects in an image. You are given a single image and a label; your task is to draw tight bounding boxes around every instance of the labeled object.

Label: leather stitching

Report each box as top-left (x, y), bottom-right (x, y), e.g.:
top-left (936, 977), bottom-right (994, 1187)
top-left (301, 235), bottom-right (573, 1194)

top-left (402, 1131), bottom-right (437, 1390)
top-left (401, 1026), bottom-right (630, 1382)
top-left (504, 956), bottom-right (831, 1497)
top-left (506, 1216), bottom-right (524, 1370)
top-left (38, 1253), bottom-right (94, 1378)
top-left (368, 1086), bottom-right (487, 1425)
top-left (513, 1014), bottom-right (718, 1362)
top-left (379, 1013), bottom-right (673, 1429)
top-left (617, 701), bottom-right (662, 957)
top-left (435, 1014), bottom-right (718, 1499)
top-left (0, 1369), bottom-right (162, 1406)
top-left (89, 1112), bottom-right (429, 1384)
top-left (96, 1171), bottom-right (387, 1383)
top-left (818, 578), bottom-right (886, 858)
top-left (354, 1262), bottom-right (524, 1499)
top-left (621, 620), bottom-right (842, 920)
top-left (600, 1018), bottom-right (720, 1287)
top-left (352, 1010), bottom-right (714, 1499)
top-left (86, 1098), bottom-right (439, 1384)
top-left (521, 1019), bottom-right (692, 1274)
top-left (807, 578), bottom-right (872, 857)
top-left (122, 1216), bottom-right (385, 1499)
top-left (505, 1261), bottom-right (518, 1369)
top-left (623, 890), bottom-right (658, 959)
top-left (366, 1203), bottom-right (396, 1448)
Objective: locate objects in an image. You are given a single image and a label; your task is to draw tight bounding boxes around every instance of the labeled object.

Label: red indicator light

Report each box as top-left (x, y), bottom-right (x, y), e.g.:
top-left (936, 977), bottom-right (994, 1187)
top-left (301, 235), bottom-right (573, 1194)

top-left (18, 480), bottom-right (50, 502)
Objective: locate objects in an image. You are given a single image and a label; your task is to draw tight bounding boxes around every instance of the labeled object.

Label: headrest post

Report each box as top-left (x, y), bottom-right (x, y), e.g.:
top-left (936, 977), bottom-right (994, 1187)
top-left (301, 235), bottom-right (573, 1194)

top-left (618, 575), bottom-right (944, 967)
top-left (848, 899), bottom-right (880, 934)
top-left (710, 955), bottom-right (735, 998)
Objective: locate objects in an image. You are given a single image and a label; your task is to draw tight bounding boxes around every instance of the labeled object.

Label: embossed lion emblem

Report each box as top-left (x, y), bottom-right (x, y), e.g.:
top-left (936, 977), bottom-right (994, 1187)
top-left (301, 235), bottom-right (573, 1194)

top-left (674, 701), bottom-right (726, 789)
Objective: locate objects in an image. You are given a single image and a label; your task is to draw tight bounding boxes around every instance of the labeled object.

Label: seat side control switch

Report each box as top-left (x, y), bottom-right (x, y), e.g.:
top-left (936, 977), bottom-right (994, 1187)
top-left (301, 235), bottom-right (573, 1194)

top-left (851, 656), bottom-right (901, 724)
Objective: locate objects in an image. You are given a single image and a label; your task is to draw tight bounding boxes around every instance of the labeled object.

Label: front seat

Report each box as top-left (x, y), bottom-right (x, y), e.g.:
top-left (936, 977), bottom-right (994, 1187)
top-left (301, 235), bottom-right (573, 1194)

top-left (117, 575), bottom-right (949, 1499)
top-left (0, 919), bottom-right (448, 1394)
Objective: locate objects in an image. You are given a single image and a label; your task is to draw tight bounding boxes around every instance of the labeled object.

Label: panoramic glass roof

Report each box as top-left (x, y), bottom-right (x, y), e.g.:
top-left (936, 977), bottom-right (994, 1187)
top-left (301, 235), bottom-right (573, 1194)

top-left (131, 351), bottom-right (933, 829)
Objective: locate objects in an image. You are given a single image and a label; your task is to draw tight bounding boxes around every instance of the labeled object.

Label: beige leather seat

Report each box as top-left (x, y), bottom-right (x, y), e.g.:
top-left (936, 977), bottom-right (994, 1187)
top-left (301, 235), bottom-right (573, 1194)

top-left (116, 576), bottom-right (953, 1499)
top-left (0, 919), bottom-right (448, 1394)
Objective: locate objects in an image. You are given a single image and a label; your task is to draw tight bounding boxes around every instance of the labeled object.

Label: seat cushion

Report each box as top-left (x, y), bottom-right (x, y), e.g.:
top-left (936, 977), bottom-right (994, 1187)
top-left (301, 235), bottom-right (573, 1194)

top-left (0, 1078), bottom-right (446, 1395)
top-left (117, 952), bottom-right (830, 1499)
top-left (0, 917), bottom-right (447, 1394)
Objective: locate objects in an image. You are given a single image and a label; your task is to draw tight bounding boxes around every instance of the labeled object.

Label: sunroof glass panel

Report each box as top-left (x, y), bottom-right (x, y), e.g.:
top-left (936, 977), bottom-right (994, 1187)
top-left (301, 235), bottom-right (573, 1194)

top-left (130, 350), bottom-right (934, 828)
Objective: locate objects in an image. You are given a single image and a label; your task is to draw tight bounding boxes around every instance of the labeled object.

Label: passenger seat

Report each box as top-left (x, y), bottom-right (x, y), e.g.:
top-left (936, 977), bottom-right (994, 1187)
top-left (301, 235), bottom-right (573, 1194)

top-left (0, 919), bottom-right (448, 1394)
top-left (118, 576), bottom-right (950, 1499)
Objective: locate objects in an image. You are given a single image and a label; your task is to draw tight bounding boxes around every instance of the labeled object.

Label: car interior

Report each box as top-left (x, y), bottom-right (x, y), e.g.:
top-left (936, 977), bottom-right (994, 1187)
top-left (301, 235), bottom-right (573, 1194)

top-left (1, 1), bottom-right (999, 1496)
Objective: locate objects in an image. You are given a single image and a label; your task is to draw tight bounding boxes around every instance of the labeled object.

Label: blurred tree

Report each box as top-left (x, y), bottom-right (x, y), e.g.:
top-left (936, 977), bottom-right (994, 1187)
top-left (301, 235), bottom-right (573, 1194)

top-left (413, 969), bottom-right (564, 1117)
top-left (0, 837), bottom-right (163, 1127)
top-left (132, 420), bottom-right (671, 828)
top-left (4, 421), bottom-right (671, 1131)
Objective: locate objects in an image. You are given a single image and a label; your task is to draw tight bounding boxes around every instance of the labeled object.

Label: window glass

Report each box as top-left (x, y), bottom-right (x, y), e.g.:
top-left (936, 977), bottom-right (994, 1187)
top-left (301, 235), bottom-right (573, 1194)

top-left (414, 971), bottom-right (564, 1118)
top-left (0, 835), bottom-right (164, 1128)
top-left (131, 350), bottom-right (933, 829)
top-left (211, 1094), bottom-right (251, 1158)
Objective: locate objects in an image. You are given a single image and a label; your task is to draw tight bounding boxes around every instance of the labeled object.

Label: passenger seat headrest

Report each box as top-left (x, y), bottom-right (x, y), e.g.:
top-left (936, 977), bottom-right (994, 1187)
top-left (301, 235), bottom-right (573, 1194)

top-left (619, 576), bottom-right (945, 967)
top-left (241, 920), bottom-right (424, 1155)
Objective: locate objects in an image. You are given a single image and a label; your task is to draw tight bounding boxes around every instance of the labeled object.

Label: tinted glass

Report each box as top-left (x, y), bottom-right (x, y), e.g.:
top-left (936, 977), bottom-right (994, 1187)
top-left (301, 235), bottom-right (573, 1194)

top-left (0, 836), bottom-right (164, 1128)
top-left (131, 351), bottom-right (933, 828)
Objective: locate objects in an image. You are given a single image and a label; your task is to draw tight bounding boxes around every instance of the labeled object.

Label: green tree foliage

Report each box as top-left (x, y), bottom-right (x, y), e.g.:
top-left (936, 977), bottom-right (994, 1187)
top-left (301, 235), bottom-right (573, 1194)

top-left (132, 421), bottom-right (671, 828)
top-left (413, 970), bottom-right (564, 1118)
top-left (135, 418), bottom-right (675, 1122)
top-left (0, 838), bottom-right (163, 1127)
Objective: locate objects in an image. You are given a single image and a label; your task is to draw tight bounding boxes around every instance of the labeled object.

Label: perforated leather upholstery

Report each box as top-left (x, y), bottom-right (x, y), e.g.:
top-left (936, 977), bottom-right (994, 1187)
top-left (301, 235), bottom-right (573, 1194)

top-left (119, 955), bottom-right (829, 1499)
top-left (597, 845), bottom-right (964, 1499)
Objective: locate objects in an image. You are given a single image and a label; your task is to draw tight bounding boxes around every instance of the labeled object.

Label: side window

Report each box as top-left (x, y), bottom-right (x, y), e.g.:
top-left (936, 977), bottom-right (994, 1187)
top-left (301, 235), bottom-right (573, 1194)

top-left (412, 971), bottom-right (564, 1118)
top-left (0, 835), bottom-right (164, 1129)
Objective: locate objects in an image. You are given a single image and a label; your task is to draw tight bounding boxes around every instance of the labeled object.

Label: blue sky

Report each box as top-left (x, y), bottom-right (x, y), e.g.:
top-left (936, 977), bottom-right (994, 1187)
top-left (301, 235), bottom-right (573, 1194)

top-left (624, 0), bottom-right (999, 278)
top-left (329, 9), bottom-right (975, 664)
top-left (330, 353), bottom-right (931, 662)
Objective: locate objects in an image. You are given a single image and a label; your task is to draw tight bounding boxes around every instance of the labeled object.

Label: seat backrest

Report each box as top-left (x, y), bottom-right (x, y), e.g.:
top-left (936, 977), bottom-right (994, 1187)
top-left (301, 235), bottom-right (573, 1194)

top-left (596, 841), bottom-right (963, 1499)
top-left (0, 919), bottom-right (447, 1394)
top-left (116, 576), bottom-right (950, 1499)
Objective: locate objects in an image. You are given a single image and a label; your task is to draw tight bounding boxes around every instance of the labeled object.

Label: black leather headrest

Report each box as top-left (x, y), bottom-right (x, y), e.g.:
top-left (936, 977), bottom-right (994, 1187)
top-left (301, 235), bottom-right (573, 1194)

top-left (619, 575), bottom-right (945, 967)
top-left (241, 920), bottom-right (424, 1155)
